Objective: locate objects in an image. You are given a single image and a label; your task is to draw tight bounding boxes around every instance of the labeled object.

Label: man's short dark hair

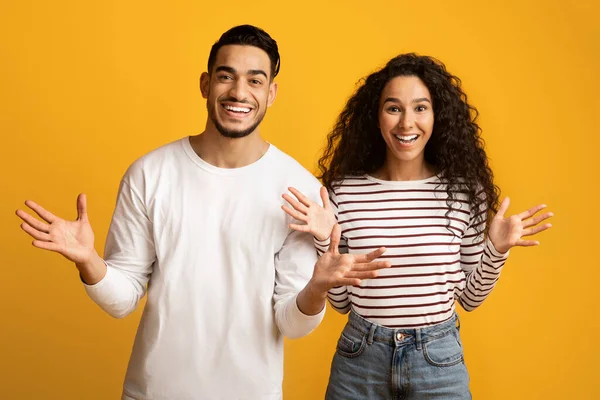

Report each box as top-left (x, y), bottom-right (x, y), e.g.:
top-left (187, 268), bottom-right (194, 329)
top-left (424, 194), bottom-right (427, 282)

top-left (207, 25), bottom-right (280, 80)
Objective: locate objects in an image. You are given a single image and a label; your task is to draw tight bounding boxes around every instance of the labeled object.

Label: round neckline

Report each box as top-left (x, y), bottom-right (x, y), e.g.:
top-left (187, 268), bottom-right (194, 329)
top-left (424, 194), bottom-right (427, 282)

top-left (364, 173), bottom-right (440, 186)
top-left (182, 136), bottom-right (274, 176)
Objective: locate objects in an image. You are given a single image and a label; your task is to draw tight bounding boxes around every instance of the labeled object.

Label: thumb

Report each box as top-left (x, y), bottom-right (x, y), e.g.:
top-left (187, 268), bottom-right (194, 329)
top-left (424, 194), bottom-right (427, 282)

top-left (495, 197), bottom-right (510, 219)
top-left (320, 186), bottom-right (331, 210)
top-left (77, 193), bottom-right (88, 221)
top-left (327, 224), bottom-right (341, 255)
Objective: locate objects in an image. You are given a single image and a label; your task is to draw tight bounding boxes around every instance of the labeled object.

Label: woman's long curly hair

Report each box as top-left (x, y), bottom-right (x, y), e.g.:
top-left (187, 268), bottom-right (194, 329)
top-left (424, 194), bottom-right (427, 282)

top-left (318, 53), bottom-right (500, 235)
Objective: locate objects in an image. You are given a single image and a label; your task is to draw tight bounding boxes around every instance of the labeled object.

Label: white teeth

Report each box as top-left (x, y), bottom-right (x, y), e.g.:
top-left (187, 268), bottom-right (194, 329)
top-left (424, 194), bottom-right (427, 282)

top-left (224, 105), bottom-right (251, 113)
top-left (395, 134), bottom-right (418, 143)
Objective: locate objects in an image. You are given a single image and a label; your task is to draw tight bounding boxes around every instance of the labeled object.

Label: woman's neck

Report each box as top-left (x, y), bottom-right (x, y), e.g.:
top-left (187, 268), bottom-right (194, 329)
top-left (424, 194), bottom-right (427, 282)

top-left (372, 157), bottom-right (436, 181)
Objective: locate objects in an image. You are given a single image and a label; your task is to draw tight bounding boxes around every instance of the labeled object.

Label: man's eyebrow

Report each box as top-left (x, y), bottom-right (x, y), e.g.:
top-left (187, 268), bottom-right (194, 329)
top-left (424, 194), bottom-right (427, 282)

top-left (248, 69), bottom-right (268, 79)
top-left (214, 66), bottom-right (268, 79)
top-left (215, 66), bottom-right (236, 74)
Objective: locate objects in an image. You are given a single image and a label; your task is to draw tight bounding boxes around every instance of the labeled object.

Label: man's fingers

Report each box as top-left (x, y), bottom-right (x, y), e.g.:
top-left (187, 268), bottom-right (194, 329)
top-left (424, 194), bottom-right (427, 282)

top-left (333, 278), bottom-right (362, 287)
top-left (354, 247), bottom-right (387, 263)
top-left (16, 209), bottom-right (50, 233)
top-left (24, 200), bottom-right (57, 224)
top-left (77, 193), bottom-right (88, 221)
top-left (344, 270), bottom-right (380, 280)
top-left (282, 205), bottom-right (308, 223)
top-left (352, 260), bottom-right (391, 272)
top-left (288, 187), bottom-right (313, 207)
top-left (20, 222), bottom-right (51, 241)
top-left (32, 240), bottom-right (61, 252)
top-left (282, 194), bottom-right (308, 214)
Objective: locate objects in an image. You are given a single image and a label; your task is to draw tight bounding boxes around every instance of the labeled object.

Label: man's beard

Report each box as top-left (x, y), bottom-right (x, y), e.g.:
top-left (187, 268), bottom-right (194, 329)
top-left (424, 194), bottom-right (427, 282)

top-left (209, 103), bottom-right (266, 139)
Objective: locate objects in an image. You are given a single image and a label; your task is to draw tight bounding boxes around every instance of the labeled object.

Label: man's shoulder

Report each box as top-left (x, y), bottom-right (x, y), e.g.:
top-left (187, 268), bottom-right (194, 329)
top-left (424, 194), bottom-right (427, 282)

top-left (268, 145), bottom-right (320, 184)
top-left (267, 145), bottom-right (323, 202)
top-left (135, 137), bottom-right (186, 165)
top-left (123, 137), bottom-right (187, 181)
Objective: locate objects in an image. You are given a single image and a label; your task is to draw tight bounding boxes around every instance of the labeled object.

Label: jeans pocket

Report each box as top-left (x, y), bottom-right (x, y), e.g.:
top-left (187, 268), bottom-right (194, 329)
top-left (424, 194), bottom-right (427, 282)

top-left (336, 331), bottom-right (367, 359)
top-left (423, 331), bottom-right (464, 367)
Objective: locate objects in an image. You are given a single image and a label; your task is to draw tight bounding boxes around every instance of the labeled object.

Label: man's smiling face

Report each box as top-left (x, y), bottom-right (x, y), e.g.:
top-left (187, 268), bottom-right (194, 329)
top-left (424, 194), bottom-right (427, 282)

top-left (201, 44), bottom-right (277, 139)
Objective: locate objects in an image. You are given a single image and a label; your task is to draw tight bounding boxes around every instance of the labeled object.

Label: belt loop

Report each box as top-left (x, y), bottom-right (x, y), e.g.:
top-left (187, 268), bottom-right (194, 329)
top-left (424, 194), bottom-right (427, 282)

top-left (456, 312), bottom-right (461, 331)
top-left (367, 323), bottom-right (376, 345)
top-left (415, 329), bottom-right (422, 351)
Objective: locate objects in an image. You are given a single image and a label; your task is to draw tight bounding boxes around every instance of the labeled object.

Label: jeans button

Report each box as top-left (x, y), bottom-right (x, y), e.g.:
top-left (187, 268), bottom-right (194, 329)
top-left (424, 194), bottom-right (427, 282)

top-left (396, 332), bottom-right (404, 341)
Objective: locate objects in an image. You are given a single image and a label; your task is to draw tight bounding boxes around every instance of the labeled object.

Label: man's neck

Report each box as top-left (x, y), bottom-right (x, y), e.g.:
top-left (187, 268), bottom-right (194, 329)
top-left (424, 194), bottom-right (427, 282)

top-left (189, 128), bottom-right (269, 169)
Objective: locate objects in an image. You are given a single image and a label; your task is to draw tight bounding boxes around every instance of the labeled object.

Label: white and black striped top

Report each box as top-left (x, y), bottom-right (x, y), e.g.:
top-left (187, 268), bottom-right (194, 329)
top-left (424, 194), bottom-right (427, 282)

top-left (314, 175), bottom-right (508, 328)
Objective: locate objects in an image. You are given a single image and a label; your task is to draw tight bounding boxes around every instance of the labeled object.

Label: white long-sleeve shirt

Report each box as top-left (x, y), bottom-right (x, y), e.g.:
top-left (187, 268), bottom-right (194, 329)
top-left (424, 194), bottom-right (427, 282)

top-left (315, 175), bottom-right (508, 328)
top-left (84, 137), bottom-right (325, 400)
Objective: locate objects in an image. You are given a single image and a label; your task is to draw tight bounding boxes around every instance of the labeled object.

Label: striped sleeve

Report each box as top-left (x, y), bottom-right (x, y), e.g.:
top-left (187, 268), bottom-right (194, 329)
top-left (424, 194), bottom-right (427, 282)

top-left (457, 205), bottom-right (509, 311)
top-left (313, 188), bottom-right (351, 314)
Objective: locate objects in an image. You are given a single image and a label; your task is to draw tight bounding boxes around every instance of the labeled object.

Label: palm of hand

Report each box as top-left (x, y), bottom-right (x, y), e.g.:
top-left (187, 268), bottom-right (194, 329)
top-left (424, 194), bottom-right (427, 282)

top-left (307, 224), bottom-right (390, 294)
top-left (489, 215), bottom-right (523, 253)
top-left (487, 198), bottom-right (553, 254)
top-left (282, 186), bottom-right (337, 241)
top-left (312, 252), bottom-right (354, 293)
top-left (305, 206), bottom-right (337, 241)
top-left (17, 194), bottom-right (96, 264)
top-left (49, 218), bottom-right (95, 263)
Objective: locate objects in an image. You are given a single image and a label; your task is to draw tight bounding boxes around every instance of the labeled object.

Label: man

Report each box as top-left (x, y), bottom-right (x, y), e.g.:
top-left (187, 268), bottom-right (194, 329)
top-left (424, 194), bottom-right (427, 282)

top-left (16, 25), bottom-right (389, 400)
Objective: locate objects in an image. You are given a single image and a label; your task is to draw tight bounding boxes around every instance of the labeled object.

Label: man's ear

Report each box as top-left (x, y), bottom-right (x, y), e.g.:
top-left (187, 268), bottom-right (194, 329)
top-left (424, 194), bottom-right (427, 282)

top-left (267, 81), bottom-right (278, 107)
top-left (200, 72), bottom-right (210, 98)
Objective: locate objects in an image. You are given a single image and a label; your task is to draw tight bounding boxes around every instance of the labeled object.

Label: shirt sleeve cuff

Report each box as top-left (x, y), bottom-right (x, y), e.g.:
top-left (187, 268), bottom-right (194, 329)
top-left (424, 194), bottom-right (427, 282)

top-left (486, 238), bottom-right (509, 259)
top-left (313, 237), bottom-right (331, 255)
top-left (314, 237), bottom-right (331, 246)
top-left (83, 265), bottom-right (118, 299)
top-left (285, 293), bottom-right (326, 337)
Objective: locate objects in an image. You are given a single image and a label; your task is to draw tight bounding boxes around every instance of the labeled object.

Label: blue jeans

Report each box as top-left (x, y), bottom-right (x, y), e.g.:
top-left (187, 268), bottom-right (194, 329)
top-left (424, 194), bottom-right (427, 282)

top-left (326, 310), bottom-right (471, 400)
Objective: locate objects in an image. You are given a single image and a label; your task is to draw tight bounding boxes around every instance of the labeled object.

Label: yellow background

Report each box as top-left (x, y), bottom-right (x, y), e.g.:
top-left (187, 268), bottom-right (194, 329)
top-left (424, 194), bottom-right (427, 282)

top-left (1, 1), bottom-right (598, 399)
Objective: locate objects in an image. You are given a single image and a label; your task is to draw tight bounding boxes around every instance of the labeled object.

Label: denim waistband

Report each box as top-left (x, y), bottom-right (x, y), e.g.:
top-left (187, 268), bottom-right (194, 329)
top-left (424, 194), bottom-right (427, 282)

top-left (346, 310), bottom-right (460, 348)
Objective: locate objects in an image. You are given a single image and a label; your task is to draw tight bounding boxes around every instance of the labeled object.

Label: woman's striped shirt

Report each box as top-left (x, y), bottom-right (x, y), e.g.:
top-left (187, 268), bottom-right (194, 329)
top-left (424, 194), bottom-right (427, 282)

top-left (314, 175), bottom-right (508, 328)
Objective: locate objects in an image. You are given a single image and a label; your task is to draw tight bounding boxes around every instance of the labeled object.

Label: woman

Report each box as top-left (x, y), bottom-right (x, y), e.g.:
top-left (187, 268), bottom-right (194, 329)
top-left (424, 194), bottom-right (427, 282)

top-left (282, 53), bottom-right (552, 399)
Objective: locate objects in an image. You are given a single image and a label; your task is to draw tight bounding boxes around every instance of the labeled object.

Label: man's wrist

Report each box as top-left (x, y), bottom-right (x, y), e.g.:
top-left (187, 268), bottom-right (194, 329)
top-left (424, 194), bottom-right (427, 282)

top-left (76, 250), bottom-right (106, 285)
